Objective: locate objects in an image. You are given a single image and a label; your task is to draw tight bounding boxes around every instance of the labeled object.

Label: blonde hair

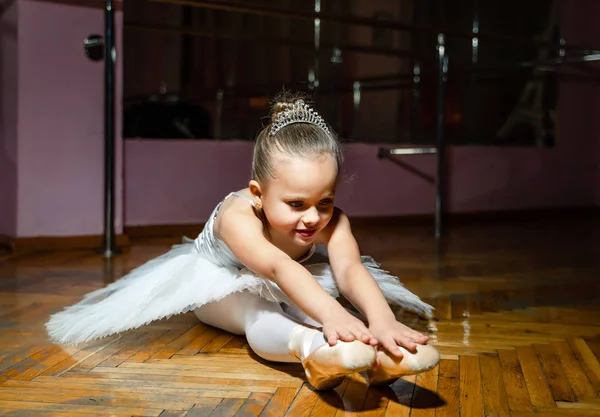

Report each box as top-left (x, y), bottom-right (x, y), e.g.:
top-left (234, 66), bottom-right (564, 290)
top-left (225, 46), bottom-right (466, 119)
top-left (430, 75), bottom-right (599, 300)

top-left (252, 92), bottom-right (343, 183)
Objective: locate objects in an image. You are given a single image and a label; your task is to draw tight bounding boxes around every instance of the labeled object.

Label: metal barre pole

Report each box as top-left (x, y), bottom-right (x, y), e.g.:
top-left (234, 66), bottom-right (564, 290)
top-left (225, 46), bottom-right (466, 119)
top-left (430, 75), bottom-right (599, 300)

top-left (377, 147), bottom-right (437, 157)
top-left (101, 0), bottom-right (120, 257)
top-left (435, 34), bottom-right (448, 239)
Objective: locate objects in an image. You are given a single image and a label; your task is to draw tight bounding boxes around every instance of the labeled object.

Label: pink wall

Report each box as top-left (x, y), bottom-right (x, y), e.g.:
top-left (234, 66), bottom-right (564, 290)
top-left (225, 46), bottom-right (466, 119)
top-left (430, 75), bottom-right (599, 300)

top-left (15, 0), bottom-right (123, 237)
top-left (0, 1), bottom-right (18, 236)
top-left (124, 119), bottom-right (597, 228)
top-left (125, 140), bottom-right (254, 225)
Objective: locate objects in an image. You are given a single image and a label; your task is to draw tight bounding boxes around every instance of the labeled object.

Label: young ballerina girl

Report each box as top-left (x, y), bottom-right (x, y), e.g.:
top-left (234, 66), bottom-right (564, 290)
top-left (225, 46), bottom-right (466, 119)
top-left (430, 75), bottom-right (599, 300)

top-left (47, 93), bottom-right (440, 390)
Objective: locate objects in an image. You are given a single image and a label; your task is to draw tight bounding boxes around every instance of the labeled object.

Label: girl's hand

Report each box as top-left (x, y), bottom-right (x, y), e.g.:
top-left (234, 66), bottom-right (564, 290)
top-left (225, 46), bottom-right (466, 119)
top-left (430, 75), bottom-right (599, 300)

top-left (369, 319), bottom-right (429, 357)
top-left (321, 311), bottom-right (379, 347)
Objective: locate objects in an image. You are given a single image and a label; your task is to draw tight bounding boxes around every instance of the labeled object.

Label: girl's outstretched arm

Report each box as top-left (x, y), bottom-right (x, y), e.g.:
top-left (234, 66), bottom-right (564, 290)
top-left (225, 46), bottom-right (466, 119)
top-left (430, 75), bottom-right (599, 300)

top-left (217, 204), bottom-right (377, 346)
top-left (325, 209), bottom-right (428, 355)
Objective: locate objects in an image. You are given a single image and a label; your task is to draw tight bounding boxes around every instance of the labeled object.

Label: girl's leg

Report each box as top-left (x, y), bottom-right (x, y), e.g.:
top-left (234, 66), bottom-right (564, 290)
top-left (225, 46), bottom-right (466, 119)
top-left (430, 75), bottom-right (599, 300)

top-left (281, 303), bottom-right (322, 328)
top-left (193, 291), bottom-right (325, 362)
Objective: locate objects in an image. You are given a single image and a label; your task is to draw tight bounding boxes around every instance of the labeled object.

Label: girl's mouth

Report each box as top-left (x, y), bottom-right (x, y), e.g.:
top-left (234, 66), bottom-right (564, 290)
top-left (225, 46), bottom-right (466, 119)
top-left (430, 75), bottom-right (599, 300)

top-left (296, 228), bottom-right (317, 238)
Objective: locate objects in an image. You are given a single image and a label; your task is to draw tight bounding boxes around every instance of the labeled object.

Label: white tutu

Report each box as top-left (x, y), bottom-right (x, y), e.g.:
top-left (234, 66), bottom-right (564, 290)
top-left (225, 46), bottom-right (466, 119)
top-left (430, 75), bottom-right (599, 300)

top-left (46, 193), bottom-right (434, 345)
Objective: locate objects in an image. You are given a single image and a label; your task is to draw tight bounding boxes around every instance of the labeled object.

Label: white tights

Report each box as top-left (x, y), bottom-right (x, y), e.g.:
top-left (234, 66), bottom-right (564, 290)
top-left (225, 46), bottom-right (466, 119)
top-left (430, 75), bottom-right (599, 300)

top-left (193, 291), bottom-right (326, 363)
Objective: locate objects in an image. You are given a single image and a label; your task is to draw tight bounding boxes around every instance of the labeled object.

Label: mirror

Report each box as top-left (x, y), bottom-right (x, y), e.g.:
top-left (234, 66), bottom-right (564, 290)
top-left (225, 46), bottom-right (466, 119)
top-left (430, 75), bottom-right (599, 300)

top-left (122, 0), bottom-right (566, 147)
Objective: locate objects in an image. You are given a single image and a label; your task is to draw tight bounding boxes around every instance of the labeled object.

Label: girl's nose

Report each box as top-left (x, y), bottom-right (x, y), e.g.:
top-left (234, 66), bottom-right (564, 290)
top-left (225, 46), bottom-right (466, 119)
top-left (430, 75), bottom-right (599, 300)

top-left (302, 207), bottom-right (319, 227)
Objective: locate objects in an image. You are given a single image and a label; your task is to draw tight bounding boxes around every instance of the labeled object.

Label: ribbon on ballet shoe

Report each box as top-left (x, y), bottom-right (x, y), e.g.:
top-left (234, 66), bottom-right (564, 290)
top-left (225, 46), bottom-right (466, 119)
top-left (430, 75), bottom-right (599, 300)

top-left (301, 340), bottom-right (377, 390)
top-left (366, 344), bottom-right (441, 386)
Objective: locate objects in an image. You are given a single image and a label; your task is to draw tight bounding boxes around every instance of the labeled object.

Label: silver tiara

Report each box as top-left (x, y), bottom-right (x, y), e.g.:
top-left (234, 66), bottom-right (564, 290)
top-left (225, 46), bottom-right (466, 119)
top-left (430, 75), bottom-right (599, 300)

top-left (268, 99), bottom-right (330, 137)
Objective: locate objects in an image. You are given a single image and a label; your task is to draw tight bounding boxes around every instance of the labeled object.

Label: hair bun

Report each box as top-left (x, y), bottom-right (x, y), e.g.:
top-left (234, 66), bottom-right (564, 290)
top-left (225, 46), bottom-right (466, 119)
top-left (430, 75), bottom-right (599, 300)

top-left (269, 91), bottom-right (309, 123)
top-left (271, 102), bottom-right (294, 122)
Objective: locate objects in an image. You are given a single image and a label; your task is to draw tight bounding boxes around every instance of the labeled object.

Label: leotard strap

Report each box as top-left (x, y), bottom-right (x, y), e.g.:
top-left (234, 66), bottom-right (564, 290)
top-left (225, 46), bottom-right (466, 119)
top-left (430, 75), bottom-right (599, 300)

top-left (230, 192), bottom-right (255, 206)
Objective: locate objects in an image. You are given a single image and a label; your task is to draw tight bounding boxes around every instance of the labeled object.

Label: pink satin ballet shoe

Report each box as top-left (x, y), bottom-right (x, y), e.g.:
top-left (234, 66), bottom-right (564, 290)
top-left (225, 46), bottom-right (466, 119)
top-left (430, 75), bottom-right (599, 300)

top-left (366, 343), bottom-right (440, 386)
top-left (288, 326), bottom-right (377, 390)
top-left (301, 340), bottom-right (378, 390)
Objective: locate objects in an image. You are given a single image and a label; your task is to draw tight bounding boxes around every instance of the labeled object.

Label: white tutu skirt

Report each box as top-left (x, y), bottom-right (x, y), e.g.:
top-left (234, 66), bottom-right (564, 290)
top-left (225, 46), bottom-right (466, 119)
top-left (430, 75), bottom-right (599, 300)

top-left (46, 240), bottom-right (434, 345)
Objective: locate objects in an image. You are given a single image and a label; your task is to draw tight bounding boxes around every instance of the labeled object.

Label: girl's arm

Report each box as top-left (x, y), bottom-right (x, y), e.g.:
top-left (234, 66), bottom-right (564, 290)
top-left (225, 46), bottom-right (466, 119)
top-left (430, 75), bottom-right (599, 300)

top-left (324, 209), bottom-right (397, 323)
top-left (325, 208), bottom-right (428, 353)
top-left (217, 205), bottom-right (376, 346)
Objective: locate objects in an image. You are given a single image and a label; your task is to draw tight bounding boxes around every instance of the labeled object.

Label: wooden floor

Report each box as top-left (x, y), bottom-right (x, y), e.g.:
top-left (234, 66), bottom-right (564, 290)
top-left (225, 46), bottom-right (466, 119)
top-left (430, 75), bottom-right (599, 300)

top-left (1, 215), bottom-right (600, 416)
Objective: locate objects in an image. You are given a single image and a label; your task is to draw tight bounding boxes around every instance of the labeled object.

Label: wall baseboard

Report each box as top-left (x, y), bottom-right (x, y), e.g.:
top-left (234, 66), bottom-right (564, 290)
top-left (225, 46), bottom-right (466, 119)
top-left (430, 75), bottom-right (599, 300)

top-left (2, 206), bottom-right (597, 254)
top-left (0, 234), bottom-right (131, 255)
top-left (125, 224), bottom-right (205, 240)
top-left (439, 206), bottom-right (600, 226)
top-left (0, 235), bottom-right (13, 254)
top-left (125, 206), bottom-right (600, 238)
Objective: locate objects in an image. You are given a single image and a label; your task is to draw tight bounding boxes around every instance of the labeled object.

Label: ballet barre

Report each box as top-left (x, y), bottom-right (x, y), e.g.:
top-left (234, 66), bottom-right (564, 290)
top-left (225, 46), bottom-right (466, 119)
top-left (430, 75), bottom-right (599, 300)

top-left (378, 148), bottom-right (437, 156)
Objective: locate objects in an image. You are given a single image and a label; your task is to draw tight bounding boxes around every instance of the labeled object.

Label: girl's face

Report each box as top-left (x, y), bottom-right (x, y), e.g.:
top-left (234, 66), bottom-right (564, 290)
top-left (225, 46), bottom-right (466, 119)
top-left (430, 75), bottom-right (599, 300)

top-left (253, 153), bottom-right (338, 247)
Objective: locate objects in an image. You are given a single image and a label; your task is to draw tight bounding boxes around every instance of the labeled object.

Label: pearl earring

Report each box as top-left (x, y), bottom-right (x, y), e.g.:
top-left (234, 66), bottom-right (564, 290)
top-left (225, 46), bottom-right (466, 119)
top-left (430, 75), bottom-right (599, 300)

top-left (255, 202), bottom-right (262, 209)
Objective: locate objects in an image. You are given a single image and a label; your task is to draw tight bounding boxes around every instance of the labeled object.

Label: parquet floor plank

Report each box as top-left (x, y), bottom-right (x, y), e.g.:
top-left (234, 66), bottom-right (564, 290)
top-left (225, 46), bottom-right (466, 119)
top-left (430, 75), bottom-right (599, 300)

top-left (497, 346), bottom-right (532, 412)
top-left (480, 353), bottom-right (511, 417)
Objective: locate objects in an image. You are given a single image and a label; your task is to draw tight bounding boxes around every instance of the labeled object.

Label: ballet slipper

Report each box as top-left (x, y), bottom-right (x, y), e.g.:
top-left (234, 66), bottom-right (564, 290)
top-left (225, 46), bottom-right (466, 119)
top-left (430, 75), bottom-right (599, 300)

top-left (302, 340), bottom-right (378, 390)
top-left (366, 343), bottom-right (440, 386)
top-left (288, 326), bottom-right (377, 390)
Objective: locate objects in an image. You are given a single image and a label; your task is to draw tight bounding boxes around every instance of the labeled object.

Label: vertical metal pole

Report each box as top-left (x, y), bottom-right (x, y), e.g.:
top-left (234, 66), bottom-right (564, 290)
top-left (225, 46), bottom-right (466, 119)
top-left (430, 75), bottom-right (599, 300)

top-left (310, 0), bottom-right (321, 93)
top-left (331, 48), bottom-right (342, 132)
top-left (468, 2), bottom-right (480, 135)
top-left (410, 62), bottom-right (421, 142)
top-left (435, 33), bottom-right (448, 239)
top-left (215, 88), bottom-right (223, 139)
top-left (352, 81), bottom-right (361, 139)
top-left (102, 0), bottom-right (119, 257)
top-left (471, 1), bottom-right (479, 65)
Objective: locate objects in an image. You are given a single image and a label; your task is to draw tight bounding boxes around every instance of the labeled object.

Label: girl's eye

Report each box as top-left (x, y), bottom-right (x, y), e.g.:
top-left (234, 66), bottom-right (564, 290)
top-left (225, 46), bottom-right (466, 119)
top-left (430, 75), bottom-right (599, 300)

top-left (319, 199), bottom-right (333, 206)
top-left (288, 202), bottom-right (303, 208)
